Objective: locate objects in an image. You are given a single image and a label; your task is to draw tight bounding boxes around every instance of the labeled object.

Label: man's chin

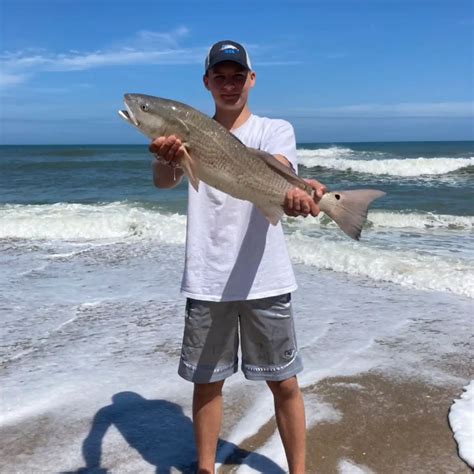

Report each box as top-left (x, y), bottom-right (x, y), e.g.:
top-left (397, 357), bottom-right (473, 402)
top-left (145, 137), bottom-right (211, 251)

top-left (220, 99), bottom-right (243, 110)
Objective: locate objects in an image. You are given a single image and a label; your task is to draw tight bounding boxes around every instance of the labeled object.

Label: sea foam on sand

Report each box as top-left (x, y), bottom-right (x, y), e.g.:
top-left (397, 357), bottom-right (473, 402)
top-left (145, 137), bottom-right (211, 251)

top-left (449, 380), bottom-right (474, 468)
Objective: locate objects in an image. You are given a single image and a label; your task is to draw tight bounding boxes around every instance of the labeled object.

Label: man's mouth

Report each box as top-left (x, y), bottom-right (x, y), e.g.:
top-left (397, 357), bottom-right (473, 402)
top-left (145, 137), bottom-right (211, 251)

top-left (221, 94), bottom-right (240, 103)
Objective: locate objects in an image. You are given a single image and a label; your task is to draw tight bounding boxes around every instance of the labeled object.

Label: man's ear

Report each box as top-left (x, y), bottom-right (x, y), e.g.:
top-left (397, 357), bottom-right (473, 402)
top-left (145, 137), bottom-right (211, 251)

top-left (203, 74), bottom-right (210, 90)
top-left (249, 71), bottom-right (256, 88)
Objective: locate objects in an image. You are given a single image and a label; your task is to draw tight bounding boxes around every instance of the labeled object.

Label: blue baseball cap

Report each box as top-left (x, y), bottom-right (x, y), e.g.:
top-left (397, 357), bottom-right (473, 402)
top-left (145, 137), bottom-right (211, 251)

top-left (204, 40), bottom-right (252, 73)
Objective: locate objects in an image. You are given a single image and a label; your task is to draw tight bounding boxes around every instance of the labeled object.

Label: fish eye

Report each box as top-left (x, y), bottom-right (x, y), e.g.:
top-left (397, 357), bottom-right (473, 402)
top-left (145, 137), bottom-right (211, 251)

top-left (335, 194), bottom-right (341, 200)
top-left (141, 104), bottom-right (150, 112)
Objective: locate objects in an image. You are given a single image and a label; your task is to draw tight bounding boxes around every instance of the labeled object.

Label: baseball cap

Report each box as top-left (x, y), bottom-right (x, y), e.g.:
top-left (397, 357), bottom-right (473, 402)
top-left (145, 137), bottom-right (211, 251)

top-left (204, 40), bottom-right (252, 73)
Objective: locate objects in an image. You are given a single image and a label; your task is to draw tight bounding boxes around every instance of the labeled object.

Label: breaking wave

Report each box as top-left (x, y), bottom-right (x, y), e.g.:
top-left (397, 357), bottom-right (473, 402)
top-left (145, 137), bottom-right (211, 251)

top-left (0, 202), bottom-right (186, 243)
top-left (287, 233), bottom-right (474, 298)
top-left (286, 211), bottom-right (474, 231)
top-left (1, 202), bottom-right (472, 298)
top-left (297, 149), bottom-right (474, 176)
top-left (2, 203), bottom-right (472, 242)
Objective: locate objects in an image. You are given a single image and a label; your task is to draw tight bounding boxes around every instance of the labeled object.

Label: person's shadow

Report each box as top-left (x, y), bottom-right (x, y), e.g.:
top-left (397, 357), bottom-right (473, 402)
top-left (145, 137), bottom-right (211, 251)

top-left (64, 391), bottom-right (284, 474)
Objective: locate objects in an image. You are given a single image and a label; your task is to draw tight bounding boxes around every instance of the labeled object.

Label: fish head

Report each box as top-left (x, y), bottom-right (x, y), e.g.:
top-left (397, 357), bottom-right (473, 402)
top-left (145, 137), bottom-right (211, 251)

top-left (118, 94), bottom-right (190, 141)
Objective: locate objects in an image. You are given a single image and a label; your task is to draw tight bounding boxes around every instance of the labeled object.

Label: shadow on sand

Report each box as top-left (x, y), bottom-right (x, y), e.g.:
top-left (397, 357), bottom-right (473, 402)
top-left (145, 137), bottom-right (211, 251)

top-left (63, 391), bottom-right (284, 474)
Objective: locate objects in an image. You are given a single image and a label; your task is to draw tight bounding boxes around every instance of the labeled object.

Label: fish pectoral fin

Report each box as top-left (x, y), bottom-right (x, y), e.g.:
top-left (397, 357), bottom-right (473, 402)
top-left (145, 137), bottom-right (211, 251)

top-left (248, 148), bottom-right (313, 194)
top-left (255, 203), bottom-right (285, 226)
top-left (180, 144), bottom-right (200, 192)
top-left (177, 118), bottom-right (190, 134)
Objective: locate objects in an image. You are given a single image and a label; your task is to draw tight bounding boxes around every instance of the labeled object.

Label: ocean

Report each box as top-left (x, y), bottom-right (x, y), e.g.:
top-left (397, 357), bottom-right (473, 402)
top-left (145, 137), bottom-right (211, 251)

top-left (1, 141), bottom-right (473, 472)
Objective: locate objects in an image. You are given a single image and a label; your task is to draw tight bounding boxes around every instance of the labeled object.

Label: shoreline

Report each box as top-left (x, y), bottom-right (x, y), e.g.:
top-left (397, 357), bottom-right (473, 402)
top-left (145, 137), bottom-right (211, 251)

top-left (1, 368), bottom-right (471, 473)
top-left (221, 372), bottom-right (471, 473)
top-left (305, 372), bottom-right (470, 473)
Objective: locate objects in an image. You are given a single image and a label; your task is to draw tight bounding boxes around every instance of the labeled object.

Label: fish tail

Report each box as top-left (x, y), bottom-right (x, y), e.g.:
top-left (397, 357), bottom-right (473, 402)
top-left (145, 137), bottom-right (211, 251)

top-left (321, 189), bottom-right (386, 240)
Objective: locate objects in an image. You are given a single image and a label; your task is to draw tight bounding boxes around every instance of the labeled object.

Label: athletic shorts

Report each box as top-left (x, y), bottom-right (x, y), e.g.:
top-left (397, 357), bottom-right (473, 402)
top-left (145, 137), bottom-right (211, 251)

top-left (178, 293), bottom-right (303, 383)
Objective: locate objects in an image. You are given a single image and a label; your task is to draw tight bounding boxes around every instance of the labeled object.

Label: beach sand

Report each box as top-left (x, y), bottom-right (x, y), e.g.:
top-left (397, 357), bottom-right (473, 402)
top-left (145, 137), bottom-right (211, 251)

top-left (0, 286), bottom-right (472, 474)
top-left (221, 372), bottom-right (471, 473)
top-left (1, 370), bottom-right (471, 473)
top-left (305, 373), bottom-right (470, 473)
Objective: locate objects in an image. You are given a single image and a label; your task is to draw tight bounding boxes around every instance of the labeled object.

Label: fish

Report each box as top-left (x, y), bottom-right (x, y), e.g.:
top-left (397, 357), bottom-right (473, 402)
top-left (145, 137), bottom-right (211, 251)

top-left (118, 93), bottom-right (385, 240)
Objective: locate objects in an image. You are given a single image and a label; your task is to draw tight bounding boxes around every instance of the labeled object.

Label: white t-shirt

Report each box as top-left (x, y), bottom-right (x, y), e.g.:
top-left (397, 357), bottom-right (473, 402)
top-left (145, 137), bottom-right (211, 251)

top-left (180, 114), bottom-right (298, 302)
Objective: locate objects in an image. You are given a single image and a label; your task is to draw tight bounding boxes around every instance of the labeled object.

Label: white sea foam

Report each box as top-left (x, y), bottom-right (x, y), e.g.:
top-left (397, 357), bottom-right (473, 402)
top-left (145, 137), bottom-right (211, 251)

top-left (235, 433), bottom-right (287, 473)
top-left (0, 384), bottom-right (76, 426)
top-left (449, 381), bottom-right (474, 468)
top-left (287, 233), bottom-right (474, 298)
top-left (338, 459), bottom-right (375, 473)
top-left (0, 202), bottom-right (187, 242)
top-left (1, 247), bottom-right (472, 472)
top-left (285, 211), bottom-right (474, 231)
top-left (233, 396), bottom-right (342, 473)
top-left (2, 204), bottom-right (472, 297)
top-left (298, 146), bottom-right (357, 159)
top-left (366, 211), bottom-right (474, 230)
top-left (297, 152), bottom-right (474, 176)
top-left (2, 203), bottom-right (472, 243)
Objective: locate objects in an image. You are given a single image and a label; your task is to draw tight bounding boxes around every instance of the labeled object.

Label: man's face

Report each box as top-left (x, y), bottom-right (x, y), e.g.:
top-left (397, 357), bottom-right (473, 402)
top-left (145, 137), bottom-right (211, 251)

top-left (203, 61), bottom-right (256, 111)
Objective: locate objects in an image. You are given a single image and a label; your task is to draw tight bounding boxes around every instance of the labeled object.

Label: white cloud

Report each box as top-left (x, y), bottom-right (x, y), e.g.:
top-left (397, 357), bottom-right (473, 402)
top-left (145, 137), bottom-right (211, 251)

top-left (0, 72), bottom-right (29, 87)
top-left (115, 26), bottom-right (190, 50)
top-left (0, 27), bottom-right (200, 89)
top-left (260, 101), bottom-right (474, 118)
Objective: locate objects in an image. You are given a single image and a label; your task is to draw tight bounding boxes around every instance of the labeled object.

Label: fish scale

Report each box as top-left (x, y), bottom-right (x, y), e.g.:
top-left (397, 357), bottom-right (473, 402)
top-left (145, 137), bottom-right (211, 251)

top-left (182, 115), bottom-right (294, 205)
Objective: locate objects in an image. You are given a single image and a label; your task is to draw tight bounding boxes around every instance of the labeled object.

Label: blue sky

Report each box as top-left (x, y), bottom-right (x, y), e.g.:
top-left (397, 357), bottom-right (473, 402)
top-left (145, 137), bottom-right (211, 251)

top-left (1, 0), bottom-right (473, 144)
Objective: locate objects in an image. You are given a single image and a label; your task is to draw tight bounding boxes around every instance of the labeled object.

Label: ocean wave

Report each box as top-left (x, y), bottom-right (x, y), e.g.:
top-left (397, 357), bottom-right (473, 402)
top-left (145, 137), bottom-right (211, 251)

top-left (2, 203), bottom-right (472, 297)
top-left (367, 211), bottom-right (474, 230)
top-left (2, 158), bottom-right (147, 172)
top-left (288, 233), bottom-right (474, 298)
top-left (297, 153), bottom-right (474, 176)
top-left (297, 146), bottom-right (358, 159)
top-left (0, 202), bottom-right (186, 242)
top-left (285, 211), bottom-right (474, 231)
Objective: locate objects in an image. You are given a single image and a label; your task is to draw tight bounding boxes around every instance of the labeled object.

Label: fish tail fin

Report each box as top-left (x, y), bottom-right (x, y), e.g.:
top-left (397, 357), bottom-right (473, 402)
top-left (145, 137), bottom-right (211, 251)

top-left (322, 189), bottom-right (386, 240)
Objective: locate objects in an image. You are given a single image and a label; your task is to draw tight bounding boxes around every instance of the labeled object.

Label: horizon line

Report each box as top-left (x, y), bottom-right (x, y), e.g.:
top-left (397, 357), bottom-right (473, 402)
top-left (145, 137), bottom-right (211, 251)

top-left (1, 139), bottom-right (474, 146)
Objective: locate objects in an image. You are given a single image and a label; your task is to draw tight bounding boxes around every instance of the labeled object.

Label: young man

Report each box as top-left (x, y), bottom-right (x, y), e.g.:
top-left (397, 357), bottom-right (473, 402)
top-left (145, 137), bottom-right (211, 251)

top-left (149, 40), bottom-right (326, 474)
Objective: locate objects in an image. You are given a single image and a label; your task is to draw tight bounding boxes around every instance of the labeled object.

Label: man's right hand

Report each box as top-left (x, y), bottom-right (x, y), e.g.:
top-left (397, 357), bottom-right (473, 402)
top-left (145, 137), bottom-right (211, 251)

top-left (149, 135), bottom-right (186, 166)
top-left (150, 135), bottom-right (186, 188)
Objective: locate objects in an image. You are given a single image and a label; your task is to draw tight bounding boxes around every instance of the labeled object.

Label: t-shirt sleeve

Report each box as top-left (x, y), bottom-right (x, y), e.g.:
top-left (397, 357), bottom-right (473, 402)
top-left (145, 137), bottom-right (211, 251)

top-left (260, 119), bottom-right (298, 173)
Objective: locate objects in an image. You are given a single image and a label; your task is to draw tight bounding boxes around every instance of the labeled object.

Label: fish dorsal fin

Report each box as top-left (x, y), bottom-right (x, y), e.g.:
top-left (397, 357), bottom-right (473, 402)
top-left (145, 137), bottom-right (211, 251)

top-left (248, 148), bottom-right (313, 196)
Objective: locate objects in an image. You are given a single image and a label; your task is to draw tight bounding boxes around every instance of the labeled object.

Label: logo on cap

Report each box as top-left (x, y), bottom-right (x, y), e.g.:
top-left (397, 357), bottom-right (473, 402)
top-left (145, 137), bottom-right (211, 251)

top-left (220, 44), bottom-right (239, 54)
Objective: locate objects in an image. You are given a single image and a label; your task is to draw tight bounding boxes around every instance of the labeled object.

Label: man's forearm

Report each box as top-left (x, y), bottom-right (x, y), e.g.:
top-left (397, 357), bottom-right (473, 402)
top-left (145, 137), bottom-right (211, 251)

top-left (274, 154), bottom-right (294, 171)
top-left (152, 161), bottom-right (184, 188)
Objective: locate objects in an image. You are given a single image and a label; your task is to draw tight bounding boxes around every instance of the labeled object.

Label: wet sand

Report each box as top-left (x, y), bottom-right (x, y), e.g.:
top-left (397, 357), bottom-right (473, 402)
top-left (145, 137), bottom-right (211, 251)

top-left (1, 372), bottom-right (471, 473)
top-left (306, 373), bottom-right (470, 473)
top-left (223, 372), bottom-right (471, 473)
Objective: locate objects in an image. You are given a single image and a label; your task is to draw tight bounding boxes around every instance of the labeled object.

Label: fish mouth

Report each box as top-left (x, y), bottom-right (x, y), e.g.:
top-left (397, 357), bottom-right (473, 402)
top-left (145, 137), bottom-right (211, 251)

top-left (118, 101), bottom-right (139, 126)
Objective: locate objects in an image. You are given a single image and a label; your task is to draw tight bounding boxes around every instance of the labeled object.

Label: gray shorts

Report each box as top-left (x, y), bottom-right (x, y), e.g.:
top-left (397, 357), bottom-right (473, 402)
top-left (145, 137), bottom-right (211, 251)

top-left (178, 293), bottom-right (303, 383)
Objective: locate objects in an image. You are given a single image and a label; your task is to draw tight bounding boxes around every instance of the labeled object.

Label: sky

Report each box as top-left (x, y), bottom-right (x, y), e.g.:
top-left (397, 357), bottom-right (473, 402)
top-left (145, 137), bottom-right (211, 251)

top-left (0, 0), bottom-right (473, 144)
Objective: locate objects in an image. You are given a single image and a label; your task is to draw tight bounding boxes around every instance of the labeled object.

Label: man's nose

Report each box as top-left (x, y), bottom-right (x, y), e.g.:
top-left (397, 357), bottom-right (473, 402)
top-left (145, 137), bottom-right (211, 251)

top-left (223, 80), bottom-right (236, 90)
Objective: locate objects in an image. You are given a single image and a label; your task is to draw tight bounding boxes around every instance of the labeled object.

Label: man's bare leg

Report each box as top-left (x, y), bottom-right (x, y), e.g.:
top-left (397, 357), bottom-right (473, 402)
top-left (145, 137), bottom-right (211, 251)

top-left (193, 380), bottom-right (225, 474)
top-left (267, 376), bottom-right (306, 474)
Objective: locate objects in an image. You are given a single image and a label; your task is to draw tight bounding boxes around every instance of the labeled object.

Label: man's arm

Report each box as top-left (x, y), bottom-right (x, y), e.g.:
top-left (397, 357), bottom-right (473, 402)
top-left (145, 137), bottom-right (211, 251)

top-left (149, 135), bottom-right (185, 188)
top-left (273, 154), bottom-right (327, 218)
top-left (149, 137), bottom-right (326, 215)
